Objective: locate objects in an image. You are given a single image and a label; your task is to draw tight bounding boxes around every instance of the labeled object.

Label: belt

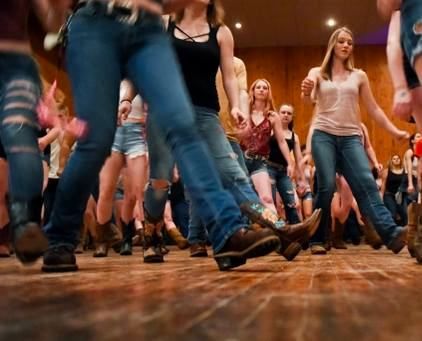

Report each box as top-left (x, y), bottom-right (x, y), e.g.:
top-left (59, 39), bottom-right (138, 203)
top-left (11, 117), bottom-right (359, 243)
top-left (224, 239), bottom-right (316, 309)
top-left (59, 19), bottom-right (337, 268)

top-left (76, 0), bottom-right (142, 24)
top-left (266, 160), bottom-right (287, 171)
top-left (244, 151), bottom-right (268, 161)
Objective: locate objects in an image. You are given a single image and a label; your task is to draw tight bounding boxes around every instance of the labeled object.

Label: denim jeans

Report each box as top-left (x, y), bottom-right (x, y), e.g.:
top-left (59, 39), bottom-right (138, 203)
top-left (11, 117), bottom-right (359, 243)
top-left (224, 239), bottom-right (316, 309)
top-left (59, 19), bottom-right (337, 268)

top-left (44, 4), bottom-right (244, 252)
top-left (0, 52), bottom-right (43, 201)
top-left (268, 165), bottom-right (300, 224)
top-left (311, 130), bottom-right (400, 245)
top-left (383, 193), bottom-right (408, 225)
top-left (229, 139), bottom-right (248, 176)
top-left (146, 106), bottom-right (260, 245)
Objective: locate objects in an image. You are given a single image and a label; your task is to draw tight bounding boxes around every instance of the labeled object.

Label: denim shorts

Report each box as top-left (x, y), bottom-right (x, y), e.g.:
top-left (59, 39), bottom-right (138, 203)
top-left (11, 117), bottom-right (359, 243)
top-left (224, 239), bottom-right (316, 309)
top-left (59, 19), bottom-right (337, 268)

top-left (401, 0), bottom-right (422, 67)
top-left (244, 155), bottom-right (268, 176)
top-left (111, 121), bottom-right (147, 158)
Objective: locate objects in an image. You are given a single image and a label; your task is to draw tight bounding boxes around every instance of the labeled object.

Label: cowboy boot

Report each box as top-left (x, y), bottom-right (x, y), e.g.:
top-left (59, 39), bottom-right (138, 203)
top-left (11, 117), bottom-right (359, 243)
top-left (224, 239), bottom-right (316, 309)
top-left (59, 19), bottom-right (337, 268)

top-left (8, 196), bottom-right (48, 264)
top-left (332, 218), bottom-right (347, 249)
top-left (120, 219), bottom-right (135, 256)
top-left (143, 211), bottom-right (165, 263)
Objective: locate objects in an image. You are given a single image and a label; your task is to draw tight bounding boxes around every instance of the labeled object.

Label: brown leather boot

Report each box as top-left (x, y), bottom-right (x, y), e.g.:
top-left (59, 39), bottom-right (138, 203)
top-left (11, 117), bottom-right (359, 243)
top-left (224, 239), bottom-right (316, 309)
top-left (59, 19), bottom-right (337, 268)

top-left (93, 221), bottom-right (122, 257)
top-left (360, 217), bottom-right (383, 249)
top-left (407, 203), bottom-right (417, 258)
top-left (214, 227), bottom-right (280, 271)
top-left (143, 212), bottom-right (165, 263)
top-left (278, 209), bottom-right (322, 261)
top-left (332, 218), bottom-right (347, 249)
top-left (167, 227), bottom-right (189, 250)
top-left (190, 243), bottom-right (208, 257)
top-left (8, 197), bottom-right (48, 264)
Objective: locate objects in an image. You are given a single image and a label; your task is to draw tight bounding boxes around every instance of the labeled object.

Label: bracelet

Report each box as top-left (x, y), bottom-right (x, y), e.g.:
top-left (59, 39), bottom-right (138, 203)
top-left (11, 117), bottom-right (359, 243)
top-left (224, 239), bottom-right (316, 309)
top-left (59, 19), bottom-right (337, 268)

top-left (120, 99), bottom-right (132, 104)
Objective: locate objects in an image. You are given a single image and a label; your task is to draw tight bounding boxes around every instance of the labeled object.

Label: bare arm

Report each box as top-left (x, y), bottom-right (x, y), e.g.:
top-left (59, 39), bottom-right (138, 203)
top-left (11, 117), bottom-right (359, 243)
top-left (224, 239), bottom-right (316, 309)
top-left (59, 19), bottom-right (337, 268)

top-left (404, 149), bottom-right (416, 192)
top-left (386, 11), bottom-right (413, 121)
top-left (301, 67), bottom-right (319, 105)
top-left (32, 0), bottom-right (72, 32)
top-left (380, 169), bottom-right (388, 197)
top-left (361, 123), bottom-right (381, 172)
top-left (218, 27), bottom-right (242, 117)
top-left (359, 70), bottom-right (409, 139)
top-left (377, 0), bottom-right (402, 20)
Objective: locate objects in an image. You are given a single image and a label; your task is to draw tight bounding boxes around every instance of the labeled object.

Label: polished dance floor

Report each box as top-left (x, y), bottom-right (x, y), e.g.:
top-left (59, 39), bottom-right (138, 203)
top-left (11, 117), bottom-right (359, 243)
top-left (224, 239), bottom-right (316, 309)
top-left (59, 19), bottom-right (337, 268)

top-left (1, 245), bottom-right (421, 340)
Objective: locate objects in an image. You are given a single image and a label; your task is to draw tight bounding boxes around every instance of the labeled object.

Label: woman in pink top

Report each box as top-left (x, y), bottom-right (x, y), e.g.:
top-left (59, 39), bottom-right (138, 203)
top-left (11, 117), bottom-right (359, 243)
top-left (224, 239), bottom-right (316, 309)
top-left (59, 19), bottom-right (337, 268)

top-left (301, 27), bottom-right (409, 255)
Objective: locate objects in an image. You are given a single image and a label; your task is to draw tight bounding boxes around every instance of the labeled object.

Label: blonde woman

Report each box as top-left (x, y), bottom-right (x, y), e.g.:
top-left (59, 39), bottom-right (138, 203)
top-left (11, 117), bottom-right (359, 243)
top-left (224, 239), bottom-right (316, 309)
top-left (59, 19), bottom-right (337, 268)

top-left (301, 27), bottom-right (409, 255)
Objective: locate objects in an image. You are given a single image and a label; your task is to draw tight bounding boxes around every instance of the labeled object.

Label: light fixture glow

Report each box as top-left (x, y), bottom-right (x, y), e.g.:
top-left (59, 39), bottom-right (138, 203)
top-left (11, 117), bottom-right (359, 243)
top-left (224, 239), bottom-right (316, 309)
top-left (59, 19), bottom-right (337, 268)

top-left (235, 22), bottom-right (242, 29)
top-left (326, 18), bottom-right (337, 27)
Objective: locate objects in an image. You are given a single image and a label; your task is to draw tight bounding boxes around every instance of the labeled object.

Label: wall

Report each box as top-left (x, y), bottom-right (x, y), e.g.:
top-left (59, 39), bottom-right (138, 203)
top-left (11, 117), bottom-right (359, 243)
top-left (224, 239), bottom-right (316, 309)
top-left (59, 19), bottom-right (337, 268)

top-left (236, 45), bottom-right (415, 165)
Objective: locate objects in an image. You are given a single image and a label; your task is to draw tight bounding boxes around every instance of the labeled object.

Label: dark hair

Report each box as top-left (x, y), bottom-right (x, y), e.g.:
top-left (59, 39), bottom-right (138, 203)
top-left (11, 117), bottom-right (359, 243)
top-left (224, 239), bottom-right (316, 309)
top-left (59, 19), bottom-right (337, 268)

top-left (410, 133), bottom-right (416, 149)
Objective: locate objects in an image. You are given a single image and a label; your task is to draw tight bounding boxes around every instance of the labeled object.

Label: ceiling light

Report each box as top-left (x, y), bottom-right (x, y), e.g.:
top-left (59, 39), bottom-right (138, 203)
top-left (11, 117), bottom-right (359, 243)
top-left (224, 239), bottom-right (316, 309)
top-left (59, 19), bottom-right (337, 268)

top-left (326, 18), bottom-right (337, 27)
top-left (235, 22), bottom-right (242, 30)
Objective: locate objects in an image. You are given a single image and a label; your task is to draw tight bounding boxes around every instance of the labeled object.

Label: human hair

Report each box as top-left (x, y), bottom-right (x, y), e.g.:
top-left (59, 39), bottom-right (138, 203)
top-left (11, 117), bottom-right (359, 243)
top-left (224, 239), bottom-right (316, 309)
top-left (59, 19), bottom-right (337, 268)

top-left (174, 0), bottom-right (225, 27)
top-left (320, 27), bottom-right (355, 80)
top-left (249, 79), bottom-right (275, 114)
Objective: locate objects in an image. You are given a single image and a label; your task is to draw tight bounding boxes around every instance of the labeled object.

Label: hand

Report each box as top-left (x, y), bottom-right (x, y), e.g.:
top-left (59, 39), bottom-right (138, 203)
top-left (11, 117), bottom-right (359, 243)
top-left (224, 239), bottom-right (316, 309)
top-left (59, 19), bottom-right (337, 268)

top-left (118, 101), bottom-right (132, 125)
top-left (287, 164), bottom-right (295, 178)
top-left (393, 88), bottom-right (413, 122)
top-left (301, 77), bottom-right (314, 96)
top-left (230, 107), bottom-right (248, 129)
top-left (395, 129), bottom-right (410, 140)
top-left (375, 163), bottom-right (383, 175)
top-left (407, 185), bottom-right (415, 194)
top-left (132, 0), bottom-right (163, 14)
top-left (38, 138), bottom-right (47, 152)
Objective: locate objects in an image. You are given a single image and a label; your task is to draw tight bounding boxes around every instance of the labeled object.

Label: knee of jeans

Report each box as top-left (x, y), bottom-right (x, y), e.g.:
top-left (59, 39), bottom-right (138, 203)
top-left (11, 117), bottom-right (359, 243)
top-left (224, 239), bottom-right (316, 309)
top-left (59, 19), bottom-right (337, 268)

top-left (149, 179), bottom-right (170, 191)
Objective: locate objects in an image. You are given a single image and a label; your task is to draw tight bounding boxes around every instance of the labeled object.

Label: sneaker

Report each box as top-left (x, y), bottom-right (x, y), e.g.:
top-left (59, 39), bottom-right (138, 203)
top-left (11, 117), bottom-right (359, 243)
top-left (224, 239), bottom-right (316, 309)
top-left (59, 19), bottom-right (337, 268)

top-left (42, 245), bottom-right (78, 272)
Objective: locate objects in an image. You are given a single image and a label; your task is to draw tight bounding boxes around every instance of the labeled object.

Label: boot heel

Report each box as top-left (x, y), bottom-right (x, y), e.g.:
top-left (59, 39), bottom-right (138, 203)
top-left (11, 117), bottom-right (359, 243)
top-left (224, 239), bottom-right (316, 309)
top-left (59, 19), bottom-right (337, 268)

top-left (282, 242), bottom-right (302, 261)
top-left (215, 256), bottom-right (246, 271)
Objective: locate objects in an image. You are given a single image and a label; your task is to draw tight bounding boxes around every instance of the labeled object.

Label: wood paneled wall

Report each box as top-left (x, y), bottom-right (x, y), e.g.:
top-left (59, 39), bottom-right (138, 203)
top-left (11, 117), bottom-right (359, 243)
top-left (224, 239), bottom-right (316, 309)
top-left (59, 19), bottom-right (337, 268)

top-left (236, 45), bottom-right (415, 166)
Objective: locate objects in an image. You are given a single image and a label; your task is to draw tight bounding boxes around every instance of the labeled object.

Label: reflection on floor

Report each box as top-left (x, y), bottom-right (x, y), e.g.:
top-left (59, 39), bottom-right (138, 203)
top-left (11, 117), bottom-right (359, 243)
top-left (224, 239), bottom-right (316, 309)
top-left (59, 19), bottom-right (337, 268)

top-left (1, 245), bottom-right (421, 340)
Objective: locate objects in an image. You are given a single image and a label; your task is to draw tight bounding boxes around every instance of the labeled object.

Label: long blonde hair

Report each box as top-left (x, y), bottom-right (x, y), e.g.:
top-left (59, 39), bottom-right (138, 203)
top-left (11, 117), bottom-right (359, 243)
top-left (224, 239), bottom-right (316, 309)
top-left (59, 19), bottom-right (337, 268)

top-left (174, 0), bottom-right (225, 27)
top-left (320, 27), bottom-right (355, 80)
top-left (249, 79), bottom-right (275, 114)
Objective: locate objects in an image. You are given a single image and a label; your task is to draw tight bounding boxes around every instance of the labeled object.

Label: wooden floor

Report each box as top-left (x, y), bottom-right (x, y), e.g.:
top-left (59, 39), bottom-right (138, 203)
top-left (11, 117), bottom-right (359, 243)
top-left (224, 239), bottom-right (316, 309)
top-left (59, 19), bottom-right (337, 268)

top-left (1, 245), bottom-right (422, 341)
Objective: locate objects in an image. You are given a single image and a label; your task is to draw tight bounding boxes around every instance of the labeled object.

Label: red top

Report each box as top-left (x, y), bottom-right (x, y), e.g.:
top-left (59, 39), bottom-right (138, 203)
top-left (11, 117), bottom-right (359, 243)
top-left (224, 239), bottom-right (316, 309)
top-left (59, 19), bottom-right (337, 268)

top-left (241, 117), bottom-right (272, 158)
top-left (0, 0), bottom-right (30, 41)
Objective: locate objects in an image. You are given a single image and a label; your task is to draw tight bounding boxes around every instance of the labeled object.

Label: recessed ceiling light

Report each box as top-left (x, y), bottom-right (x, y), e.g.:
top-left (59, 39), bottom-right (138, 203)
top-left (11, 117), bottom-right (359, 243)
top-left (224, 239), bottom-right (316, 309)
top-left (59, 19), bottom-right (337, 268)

top-left (235, 22), bottom-right (242, 30)
top-left (326, 18), bottom-right (337, 27)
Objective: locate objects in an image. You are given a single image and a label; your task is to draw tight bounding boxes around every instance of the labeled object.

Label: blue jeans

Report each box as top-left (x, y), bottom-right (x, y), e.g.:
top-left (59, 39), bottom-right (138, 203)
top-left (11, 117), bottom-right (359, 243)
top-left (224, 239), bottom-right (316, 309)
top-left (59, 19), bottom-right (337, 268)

top-left (229, 139), bottom-right (249, 175)
top-left (268, 165), bottom-right (300, 224)
top-left (383, 193), bottom-right (408, 225)
top-left (311, 130), bottom-right (401, 245)
top-left (44, 4), bottom-right (244, 253)
top-left (146, 106), bottom-right (260, 245)
top-left (0, 52), bottom-right (43, 200)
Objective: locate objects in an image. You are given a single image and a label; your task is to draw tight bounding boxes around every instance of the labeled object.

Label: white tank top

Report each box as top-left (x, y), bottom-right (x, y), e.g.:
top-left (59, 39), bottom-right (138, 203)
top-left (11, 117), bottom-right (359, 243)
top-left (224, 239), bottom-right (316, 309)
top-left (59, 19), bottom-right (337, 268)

top-left (313, 70), bottom-right (362, 137)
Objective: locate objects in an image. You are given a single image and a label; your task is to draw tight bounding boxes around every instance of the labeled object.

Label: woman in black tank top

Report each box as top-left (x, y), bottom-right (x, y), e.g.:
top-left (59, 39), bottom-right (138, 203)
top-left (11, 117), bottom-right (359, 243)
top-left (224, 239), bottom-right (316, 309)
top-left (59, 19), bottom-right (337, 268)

top-left (267, 104), bottom-right (307, 225)
top-left (145, 0), bottom-right (317, 260)
top-left (381, 154), bottom-right (407, 225)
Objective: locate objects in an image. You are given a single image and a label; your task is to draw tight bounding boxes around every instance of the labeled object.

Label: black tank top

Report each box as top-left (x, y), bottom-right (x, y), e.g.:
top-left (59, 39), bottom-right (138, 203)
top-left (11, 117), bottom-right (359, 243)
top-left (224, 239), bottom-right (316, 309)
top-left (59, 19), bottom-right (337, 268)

top-left (168, 20), bottom-right (221, 112)
top-left (0, 0), bottom-right (30, 41)
top-left (385, 169), bottom-right (405, 194)
top-left (268, 131), bottom-right (295, 166)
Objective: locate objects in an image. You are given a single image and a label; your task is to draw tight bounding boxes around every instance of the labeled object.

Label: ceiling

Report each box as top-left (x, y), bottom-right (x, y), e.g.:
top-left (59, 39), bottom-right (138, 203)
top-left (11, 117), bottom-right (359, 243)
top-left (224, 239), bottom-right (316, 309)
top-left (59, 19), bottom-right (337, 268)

top-left (222, 0), bottom-right (389, 48)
